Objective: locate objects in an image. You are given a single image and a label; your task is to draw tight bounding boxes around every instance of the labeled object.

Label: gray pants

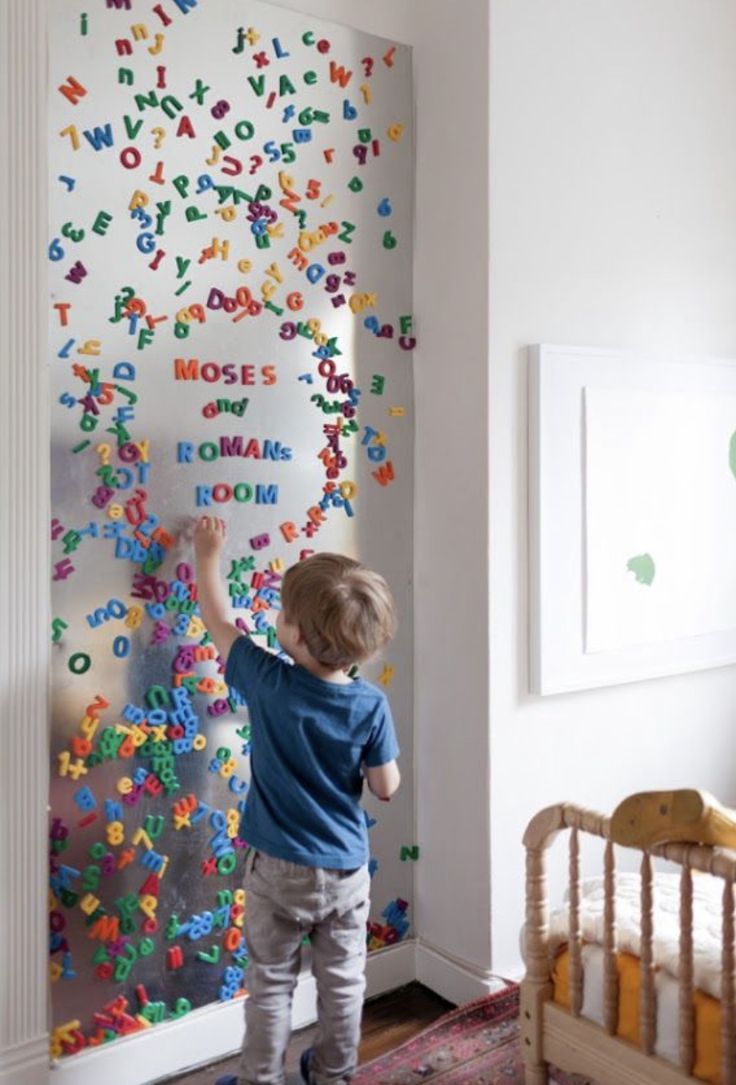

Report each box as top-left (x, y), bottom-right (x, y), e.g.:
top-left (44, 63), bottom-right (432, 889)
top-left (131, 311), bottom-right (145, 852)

top-left (240, 849), bottom-right (371, 1085)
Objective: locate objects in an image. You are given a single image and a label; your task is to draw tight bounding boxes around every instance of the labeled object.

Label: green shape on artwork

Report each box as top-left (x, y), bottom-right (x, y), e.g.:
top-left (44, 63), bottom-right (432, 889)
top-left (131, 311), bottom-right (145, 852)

top-left (626, 553), bottom-right (655, 586)
top-left (729, 432), bottom-right (736, 480)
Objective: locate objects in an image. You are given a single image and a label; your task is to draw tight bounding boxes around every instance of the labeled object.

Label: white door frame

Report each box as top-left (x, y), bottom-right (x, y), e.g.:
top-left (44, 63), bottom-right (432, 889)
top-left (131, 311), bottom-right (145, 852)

top-left (0, 2), bottom-right (50, 1085)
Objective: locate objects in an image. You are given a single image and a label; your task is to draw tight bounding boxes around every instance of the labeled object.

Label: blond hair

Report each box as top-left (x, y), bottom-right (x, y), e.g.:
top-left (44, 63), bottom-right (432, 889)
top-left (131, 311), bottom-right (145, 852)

top-left (280, 553), bottom-right (397, 668)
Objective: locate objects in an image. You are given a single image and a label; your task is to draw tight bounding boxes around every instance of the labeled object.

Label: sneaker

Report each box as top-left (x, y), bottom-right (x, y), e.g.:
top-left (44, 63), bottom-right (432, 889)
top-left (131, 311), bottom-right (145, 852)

top-left (300, 1047), bottom-right (315, 1085)
top-left (215, 1075), bottom-right (239, 1085)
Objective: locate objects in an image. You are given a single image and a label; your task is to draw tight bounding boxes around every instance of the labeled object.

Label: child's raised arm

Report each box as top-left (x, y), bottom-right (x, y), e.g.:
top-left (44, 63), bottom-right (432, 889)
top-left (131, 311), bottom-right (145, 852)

top-left (193, 516), bottom-right (241, 664)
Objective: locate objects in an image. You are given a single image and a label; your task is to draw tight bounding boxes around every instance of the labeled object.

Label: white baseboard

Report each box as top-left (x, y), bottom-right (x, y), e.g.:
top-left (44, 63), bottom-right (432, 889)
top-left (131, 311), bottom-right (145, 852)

top-left (0, 1036), bottom-right (49, 1085)
top-left (365, 939), bottom-right (416, 999)
top-left (415, 939), bottom-right (508, 1005)
top-left (50, 942), bottom-right (417, 1085)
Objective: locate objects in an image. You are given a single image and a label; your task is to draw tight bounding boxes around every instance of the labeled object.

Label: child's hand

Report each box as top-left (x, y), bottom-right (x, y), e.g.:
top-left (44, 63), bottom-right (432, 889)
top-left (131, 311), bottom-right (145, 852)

top-left (193, 516), bottom-right (227, 560)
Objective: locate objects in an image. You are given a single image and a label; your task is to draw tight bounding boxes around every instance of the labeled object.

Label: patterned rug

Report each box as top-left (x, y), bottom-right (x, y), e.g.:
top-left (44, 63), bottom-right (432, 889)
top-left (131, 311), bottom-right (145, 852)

top-left (352, 985), bottom-right (590, 1085)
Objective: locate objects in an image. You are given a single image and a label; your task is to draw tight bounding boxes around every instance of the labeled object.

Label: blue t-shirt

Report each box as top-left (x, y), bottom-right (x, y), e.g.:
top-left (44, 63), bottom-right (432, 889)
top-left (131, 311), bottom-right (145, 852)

top-left (224, 635), bottom-right (399, 870)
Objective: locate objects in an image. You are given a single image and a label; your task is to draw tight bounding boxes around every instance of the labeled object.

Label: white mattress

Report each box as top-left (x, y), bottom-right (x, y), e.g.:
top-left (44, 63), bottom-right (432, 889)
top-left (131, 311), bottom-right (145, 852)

top-left (547, 871), bottom-right (727, 1001)
top-left (575, 943), bottom-right (682, 1063)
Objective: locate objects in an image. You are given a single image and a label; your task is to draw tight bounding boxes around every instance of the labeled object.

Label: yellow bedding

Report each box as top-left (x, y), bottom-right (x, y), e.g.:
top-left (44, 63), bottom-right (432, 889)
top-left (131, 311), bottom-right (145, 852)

top-left (553, 949), bottom-right (722, 1085)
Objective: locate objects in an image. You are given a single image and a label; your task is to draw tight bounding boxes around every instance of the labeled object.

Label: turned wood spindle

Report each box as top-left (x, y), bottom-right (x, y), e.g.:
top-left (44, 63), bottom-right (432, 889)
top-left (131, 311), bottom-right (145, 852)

top-left (569, 826), bottom-right (583, 1017)
top-left (639, 851), bottom-right (656, 1056)
top-left (525, 844), bottom-right (550, 987)
top-left (678, 854), bottom-right (694, 1074)
top-left (602, 838), bottom-right (618, 1036)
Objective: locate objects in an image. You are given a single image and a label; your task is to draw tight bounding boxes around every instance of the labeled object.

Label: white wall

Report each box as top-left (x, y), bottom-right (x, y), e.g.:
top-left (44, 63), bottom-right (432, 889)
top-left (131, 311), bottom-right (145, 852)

top-left (489, 0), bottom-right (736, 976)
top-left (411, 0), bottom-right (493, 993)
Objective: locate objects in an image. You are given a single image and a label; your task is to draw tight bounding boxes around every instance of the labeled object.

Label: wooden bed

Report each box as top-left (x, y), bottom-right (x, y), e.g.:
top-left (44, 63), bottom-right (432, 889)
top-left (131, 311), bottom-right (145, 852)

top-left (520, 803), bottom-right (736, 1085)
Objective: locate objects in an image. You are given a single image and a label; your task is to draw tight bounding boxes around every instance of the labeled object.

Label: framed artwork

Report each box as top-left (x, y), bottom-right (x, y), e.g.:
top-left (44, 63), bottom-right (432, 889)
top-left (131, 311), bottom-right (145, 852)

top-left (529, 344), bottom-right (736, 694)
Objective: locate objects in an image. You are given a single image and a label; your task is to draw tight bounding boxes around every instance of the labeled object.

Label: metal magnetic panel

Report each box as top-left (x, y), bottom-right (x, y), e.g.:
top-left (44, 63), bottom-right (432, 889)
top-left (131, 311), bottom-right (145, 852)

top-left (49, 0), bottom-right (413, 1059)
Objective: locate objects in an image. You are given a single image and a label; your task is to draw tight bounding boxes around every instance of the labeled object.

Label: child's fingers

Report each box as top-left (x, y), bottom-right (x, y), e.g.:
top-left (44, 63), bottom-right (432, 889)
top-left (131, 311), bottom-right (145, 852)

top-left (193, 515), bottom-right (226, 538)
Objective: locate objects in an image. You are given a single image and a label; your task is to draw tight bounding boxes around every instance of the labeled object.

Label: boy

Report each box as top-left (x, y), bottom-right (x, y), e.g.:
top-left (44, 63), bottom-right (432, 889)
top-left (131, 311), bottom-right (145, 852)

top-left (192, 516), bottom-right (401, 1085)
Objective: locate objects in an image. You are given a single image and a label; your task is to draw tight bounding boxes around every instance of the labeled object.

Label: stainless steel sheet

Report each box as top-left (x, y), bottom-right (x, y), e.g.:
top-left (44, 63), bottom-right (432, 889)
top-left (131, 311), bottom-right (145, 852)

top-left (49, 0), bottom-right (413, 1059)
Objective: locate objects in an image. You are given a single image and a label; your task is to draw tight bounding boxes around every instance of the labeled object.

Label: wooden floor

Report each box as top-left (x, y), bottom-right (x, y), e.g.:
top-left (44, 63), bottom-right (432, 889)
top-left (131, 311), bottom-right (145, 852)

top-left (164, 983), bottom-right (454, 1085)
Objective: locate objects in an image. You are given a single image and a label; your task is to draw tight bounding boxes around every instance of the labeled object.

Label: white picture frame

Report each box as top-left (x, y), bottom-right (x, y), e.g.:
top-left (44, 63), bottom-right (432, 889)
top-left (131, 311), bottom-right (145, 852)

top-left (528, 343), bottom-right (736, 695)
